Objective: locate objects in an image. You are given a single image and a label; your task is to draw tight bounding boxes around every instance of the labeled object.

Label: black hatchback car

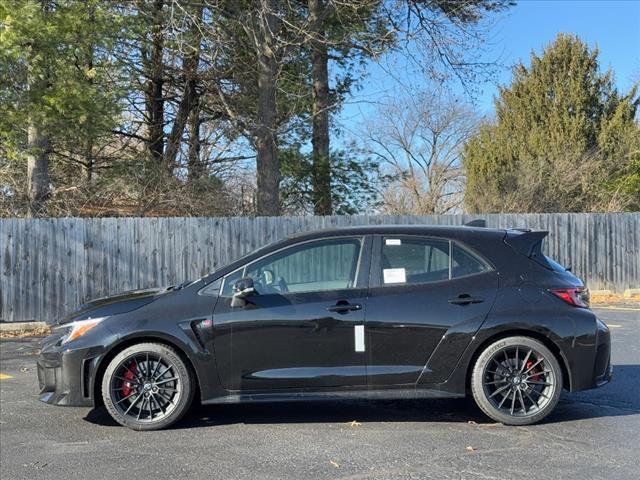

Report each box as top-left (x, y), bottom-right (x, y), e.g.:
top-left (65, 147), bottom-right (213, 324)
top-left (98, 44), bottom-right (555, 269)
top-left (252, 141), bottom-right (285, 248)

top-left (38, 225), bottom-right (612, 430)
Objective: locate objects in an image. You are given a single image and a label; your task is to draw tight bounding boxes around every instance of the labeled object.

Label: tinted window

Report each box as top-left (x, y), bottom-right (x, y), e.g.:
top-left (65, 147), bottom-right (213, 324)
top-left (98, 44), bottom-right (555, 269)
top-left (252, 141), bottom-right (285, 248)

top-left (199, 278), bottom-right (222, 296)
top-left (451, 244), bottom-right (491, 277)
top-left (380, 237), bottom-right (450, 285)
top-left (544, 255), bottom-right (567, 272)
top-left (222, 238), bottom-right (362, 296)
top-left (221, 269), bottom-right (245, 297)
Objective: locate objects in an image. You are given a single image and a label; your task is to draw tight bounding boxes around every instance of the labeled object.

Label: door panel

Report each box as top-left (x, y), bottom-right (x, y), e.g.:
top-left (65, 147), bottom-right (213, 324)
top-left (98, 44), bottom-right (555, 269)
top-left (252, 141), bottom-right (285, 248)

top-left (211, 236), bottom-right (371, 392)
top-left (212, 289), bottom-right (367, 391)
top-left (365, 235), bottom-right (498, 386)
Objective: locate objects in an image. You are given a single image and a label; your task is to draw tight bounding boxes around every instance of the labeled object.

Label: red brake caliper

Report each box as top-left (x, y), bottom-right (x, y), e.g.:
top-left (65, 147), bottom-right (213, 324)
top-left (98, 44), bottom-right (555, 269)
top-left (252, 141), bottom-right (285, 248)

top-left (121, 362), bottom-right (137, 397)
top-left (526, 360), bottom-right (541, 382)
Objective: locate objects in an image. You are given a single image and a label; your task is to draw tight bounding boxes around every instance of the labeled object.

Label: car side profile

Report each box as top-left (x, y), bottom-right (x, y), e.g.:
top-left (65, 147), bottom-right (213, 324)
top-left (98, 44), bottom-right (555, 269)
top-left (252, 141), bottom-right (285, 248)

top-left (37, 225), bottom-right (612, 430)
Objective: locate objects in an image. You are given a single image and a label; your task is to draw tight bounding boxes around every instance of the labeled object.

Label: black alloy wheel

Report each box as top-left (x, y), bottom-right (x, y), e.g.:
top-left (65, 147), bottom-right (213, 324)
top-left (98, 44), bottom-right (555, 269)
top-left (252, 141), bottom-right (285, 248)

top-left (471, 336), bottom-right (562, 425)
top-left (102, 343), bottom-right (195, 430)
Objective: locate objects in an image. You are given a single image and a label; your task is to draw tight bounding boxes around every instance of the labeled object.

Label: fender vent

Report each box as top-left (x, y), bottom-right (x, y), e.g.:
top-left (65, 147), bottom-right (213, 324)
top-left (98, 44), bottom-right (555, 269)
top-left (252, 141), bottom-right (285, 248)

top-left (190, 319), bottom-right (212, 350)
top-left (82, 358), bottom-right (94, 399)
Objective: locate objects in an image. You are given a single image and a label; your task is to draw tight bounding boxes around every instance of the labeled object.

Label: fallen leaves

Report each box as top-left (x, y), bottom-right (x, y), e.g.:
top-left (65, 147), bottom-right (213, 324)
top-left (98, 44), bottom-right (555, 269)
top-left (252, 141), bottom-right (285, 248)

top-left (0, 326), bottom-right (51, 339)
top-left (348, 420), bottom-right (362, 427)
top-left (467, 420), bottom-right (501, 428)
top-left (329, 460), bottom-right (340, 468)
top-left (466, 446), bottom-right (477, 452)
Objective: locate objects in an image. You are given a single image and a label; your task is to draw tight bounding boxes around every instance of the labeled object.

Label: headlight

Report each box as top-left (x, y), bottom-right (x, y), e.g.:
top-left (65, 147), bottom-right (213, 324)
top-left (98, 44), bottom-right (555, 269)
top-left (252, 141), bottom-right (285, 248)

top-left (59, 317), bottom-right (107, 345)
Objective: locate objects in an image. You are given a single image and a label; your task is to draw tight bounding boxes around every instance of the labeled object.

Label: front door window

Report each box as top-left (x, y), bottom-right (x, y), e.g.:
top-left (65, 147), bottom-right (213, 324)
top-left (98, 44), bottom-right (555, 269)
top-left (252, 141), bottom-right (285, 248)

top-left (222, 238), bottom-right (362, 295)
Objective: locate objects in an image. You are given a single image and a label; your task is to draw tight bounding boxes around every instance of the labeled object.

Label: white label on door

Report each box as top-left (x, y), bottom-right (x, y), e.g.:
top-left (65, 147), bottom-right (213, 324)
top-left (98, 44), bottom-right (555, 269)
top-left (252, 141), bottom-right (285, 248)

top-left (385, 238), bottom-right (402, 245)
top-left (354, 325), bottom-right (365, 352)
top-left (383, 267), bottom-right (406, 284)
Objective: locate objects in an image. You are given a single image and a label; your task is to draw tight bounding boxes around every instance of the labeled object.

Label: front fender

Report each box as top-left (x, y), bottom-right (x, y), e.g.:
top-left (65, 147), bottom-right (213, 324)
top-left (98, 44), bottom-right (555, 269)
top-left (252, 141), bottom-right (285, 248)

top-left (92, 320), bottom-right (220, 404)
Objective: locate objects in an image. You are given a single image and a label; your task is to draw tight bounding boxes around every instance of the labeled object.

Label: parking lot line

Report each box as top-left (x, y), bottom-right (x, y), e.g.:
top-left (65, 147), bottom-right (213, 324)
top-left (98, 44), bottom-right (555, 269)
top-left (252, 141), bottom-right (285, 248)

top-left (0, 373), bottom-right (13, 380)
top-left (593, 306), bottom-right (640, 312)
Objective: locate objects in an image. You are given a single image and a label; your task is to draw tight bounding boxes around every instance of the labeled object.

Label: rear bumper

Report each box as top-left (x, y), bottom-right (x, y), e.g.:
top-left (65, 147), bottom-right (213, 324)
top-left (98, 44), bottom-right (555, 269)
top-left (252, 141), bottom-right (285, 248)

top-left (37, 337), bottom-right (104, 407)
top-left (591, 317), bottom-right (613, 387)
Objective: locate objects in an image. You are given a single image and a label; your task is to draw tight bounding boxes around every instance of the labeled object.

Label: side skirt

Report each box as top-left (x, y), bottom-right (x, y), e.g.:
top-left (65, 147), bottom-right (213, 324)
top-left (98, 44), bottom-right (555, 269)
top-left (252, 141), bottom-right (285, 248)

top-left (202, 388), bottom-right (465, 405)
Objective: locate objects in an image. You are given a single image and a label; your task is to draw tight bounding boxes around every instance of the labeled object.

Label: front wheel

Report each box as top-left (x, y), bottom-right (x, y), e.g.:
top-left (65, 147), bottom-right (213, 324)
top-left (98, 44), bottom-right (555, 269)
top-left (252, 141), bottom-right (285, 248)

top-left (471, 336), bottom-right (563, 425)
top-left (101, 342), bottom-right (195, 431)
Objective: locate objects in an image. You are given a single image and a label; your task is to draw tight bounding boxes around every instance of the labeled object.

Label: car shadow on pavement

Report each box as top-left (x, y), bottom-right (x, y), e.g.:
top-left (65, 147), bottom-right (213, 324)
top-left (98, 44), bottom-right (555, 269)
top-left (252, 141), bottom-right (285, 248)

top-left (83, 364), bottom-right (640, 429)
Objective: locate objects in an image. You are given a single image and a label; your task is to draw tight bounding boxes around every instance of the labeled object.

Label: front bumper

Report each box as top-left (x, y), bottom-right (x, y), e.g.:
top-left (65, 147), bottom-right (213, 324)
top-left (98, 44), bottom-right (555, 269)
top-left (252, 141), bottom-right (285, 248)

top-left (37, 334), bottom-right (105, 407)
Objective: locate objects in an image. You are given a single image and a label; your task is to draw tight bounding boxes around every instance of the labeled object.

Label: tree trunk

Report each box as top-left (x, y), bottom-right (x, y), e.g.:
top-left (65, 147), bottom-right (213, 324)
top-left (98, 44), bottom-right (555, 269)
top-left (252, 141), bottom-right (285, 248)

top-left (254, 0), bottom-right (280, 216)
top-left (187, 101), bottom-right (203, 183)
top-left (26, 0), bottom-right (51, 217)
top-left (26, 123), bottom-right (50, 217)
top-left (143, 0), bottom-right (165, 165)
top-left (309, 0), bottom-right (332, 215)
top-left (164, 3), bottom-right (203, 172)
top-left (84, 142), bottom-right (94, 183)
top-left (84, 4), bottom-right (96, 183)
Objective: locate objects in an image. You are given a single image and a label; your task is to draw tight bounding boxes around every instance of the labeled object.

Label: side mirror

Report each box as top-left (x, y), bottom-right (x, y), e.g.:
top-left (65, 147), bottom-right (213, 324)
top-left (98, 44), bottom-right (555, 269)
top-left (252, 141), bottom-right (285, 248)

top-left (231, 277), bottom-right (255, 307)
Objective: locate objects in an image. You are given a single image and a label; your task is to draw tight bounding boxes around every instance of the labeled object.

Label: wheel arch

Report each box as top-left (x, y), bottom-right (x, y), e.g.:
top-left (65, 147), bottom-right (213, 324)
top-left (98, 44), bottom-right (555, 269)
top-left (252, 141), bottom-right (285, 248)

top-left (93, 334), bottom-right (201, 407)
top-left (464, 329), bottom-right (572, 392)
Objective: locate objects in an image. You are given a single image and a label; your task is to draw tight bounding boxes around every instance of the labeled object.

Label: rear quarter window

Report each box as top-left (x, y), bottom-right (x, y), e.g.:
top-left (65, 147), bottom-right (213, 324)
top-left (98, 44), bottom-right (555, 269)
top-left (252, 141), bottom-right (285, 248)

top-left (452, 243), bottom-right (491, 278)
top-left (543, 255), bottom-right (567, 272)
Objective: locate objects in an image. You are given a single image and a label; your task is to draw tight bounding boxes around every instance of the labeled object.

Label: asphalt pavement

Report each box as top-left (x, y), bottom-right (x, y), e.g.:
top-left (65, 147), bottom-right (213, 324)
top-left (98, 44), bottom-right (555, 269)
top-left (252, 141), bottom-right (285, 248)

top-left (1, 306), bottom-right (638, 480)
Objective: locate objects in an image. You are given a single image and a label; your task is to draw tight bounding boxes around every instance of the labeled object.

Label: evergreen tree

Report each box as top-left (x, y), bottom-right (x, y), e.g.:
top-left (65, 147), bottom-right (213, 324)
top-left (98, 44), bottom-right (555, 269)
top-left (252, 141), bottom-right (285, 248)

top-left (463, 34), bottom-right (640, 212)
top-left (0, 0), bottom-right (122, 215)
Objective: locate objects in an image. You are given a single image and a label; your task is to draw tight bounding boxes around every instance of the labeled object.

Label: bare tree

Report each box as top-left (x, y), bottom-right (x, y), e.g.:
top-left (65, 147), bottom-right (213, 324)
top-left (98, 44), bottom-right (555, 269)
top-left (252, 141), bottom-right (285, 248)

top-left (164, 2), bottom-right (204, 172)
top-left (366, 90), bottom-right (477, 214)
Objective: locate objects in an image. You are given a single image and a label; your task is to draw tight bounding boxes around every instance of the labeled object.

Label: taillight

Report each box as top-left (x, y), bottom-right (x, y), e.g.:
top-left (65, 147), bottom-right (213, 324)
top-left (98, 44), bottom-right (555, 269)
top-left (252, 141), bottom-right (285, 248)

top-left (550, 287), bottom-right (590, 308)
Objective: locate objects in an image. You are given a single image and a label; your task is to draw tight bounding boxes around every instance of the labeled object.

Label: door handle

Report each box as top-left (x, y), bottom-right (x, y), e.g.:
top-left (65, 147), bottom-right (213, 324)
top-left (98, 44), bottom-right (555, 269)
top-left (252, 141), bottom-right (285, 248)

top-left (327, 301), bottom-right (362, 313)
top-left (448, 294), bottom-right (484, 305)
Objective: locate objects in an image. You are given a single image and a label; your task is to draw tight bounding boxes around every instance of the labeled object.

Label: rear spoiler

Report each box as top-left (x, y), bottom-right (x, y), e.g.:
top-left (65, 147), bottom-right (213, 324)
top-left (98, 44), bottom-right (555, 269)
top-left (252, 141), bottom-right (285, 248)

top-left (504, 230), bottom-right (548, 258)
top-left (464, 219), bottom-right (486, 228)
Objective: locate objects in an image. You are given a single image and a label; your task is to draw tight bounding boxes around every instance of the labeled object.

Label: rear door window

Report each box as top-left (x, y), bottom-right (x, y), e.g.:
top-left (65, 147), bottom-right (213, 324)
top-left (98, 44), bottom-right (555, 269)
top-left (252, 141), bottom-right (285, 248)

top-left (380, 237), bottom-right (450, 285)
top-left (379, 237), bottom-right (492, 285)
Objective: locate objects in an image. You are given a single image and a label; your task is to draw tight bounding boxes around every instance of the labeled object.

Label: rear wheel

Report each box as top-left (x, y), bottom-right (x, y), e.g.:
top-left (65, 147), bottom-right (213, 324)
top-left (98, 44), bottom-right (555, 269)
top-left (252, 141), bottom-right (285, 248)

top-left (471, 336), bottom-right (562, 425)
top-left (101, 343), bottom-right (195, 431)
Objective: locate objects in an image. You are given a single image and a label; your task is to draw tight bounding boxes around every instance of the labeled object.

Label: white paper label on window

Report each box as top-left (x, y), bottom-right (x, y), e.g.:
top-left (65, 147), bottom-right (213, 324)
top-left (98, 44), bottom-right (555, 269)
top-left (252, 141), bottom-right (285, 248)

top-left (383, 267), bottom-right (406, 284)
top-left (385, 239), bottom-right (402, 246)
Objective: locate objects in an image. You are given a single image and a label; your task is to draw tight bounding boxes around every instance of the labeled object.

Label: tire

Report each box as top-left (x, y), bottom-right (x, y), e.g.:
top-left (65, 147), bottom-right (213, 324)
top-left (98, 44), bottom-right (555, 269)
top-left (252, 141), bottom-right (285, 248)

top-left (101, 342), bottom-right (195, 431)
top-left (471, 336), bottom-right (563, 426)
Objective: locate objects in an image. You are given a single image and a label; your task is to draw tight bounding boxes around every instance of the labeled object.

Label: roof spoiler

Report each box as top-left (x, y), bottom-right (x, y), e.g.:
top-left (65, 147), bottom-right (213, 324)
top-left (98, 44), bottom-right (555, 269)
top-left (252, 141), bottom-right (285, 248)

top-left (505, 230), bottom-right (548, 257)
top-left (464, 219), bottom-right (486, 228)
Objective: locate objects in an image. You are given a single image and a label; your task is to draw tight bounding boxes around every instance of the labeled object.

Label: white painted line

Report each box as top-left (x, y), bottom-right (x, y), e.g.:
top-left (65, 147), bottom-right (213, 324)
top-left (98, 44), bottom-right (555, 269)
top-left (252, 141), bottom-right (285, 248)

top-left (593, 306), bottom-right (640, 312)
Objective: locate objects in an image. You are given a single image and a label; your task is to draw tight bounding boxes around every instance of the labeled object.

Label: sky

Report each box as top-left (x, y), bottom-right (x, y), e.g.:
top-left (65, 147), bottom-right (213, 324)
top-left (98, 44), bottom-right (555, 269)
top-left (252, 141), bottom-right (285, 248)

top-left (338, 0), bottom-right (640, 140)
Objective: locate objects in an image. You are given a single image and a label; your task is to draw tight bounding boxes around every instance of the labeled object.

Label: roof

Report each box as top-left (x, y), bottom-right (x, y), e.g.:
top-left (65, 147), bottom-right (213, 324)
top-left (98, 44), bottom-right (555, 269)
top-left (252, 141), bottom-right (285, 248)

top-left (287, 224), bottom-right (507, 240)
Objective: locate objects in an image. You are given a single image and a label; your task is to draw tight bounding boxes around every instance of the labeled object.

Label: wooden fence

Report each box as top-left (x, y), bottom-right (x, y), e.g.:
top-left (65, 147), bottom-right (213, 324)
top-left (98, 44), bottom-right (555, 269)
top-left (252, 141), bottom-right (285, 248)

top-left (1, 213), bottom-right (638, 322)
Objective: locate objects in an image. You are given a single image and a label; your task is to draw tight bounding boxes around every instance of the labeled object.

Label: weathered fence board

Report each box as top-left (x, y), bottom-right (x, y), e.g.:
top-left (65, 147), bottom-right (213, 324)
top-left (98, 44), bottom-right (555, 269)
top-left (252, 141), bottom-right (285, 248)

top-left (1, 213), bottom-right (638, 322)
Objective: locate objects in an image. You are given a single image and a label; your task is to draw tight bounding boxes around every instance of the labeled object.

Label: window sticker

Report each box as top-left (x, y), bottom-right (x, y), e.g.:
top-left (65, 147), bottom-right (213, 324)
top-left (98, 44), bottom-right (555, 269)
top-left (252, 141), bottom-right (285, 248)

top-left (385, 238), bottom-right (402, 246)
top-left (383, 267), bottom-right (406, 284)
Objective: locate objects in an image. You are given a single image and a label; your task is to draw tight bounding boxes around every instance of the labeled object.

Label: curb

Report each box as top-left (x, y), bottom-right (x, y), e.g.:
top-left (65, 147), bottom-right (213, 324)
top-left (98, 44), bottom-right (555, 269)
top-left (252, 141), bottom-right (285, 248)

top-left (623, 288), bottom-right (640, 298)
top-left (590, 290), bottom-right (614, 296)
top-left (0, 321), bottom-right (48, 333)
